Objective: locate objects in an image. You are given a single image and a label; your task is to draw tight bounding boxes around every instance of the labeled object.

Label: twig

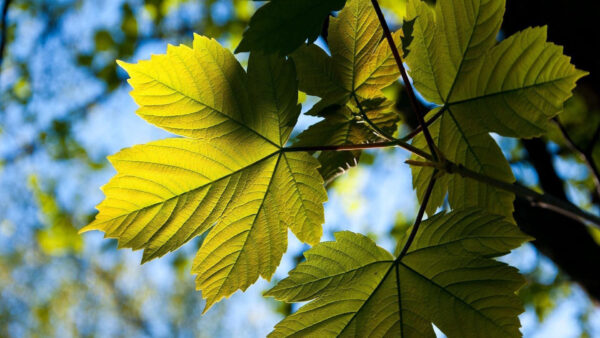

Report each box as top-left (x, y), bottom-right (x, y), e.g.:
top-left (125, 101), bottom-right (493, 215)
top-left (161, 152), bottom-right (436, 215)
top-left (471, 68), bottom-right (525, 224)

top-left (284, 140), bottom-right (432, 160)
top-left (553, 117), bottom-right (600, 198)
top-left (407, 159), bottom-right (600, 227)
top-left (399, 107), bottom-right (445, 142)
top-left (0, 0), bottom-right (12, 71)
top-left (351, 92), bottom-right (396, 141)
top-left (397, 172), bottom-right (438, 259)
top-left (370, 0), bottom-right (438, 160)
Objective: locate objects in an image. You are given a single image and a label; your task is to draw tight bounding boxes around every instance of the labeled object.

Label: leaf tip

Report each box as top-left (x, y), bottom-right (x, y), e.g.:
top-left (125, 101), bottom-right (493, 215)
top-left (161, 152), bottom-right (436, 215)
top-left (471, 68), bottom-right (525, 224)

top-left (201, 296), bottom-right (218, 314)
top-left (115, 59), bottom-right (133, 73)
top-left (234, 40), bottom-right (249, 54)
top-left (78, 224), bottom-right (95, 235)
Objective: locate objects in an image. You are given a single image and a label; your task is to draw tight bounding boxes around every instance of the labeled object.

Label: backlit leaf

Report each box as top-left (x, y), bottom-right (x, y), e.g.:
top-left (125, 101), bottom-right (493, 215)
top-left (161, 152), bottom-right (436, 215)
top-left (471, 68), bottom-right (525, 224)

top-left (268, 209), bottom-right (531, 337)
top-left (405, 0), bottom-right (586, 220)
top-left (235, 0), bottom-right (347, 56)
top-left (405, 0), bottom-right (586, 136)
top-left (290, 0), bottom-right (402, 182)
top-left (292, 0), bottom-right (403, 115)
top-left (295, 101), bottom-right (399, 183)
top-left (81, 35), bottom-right (327, 311)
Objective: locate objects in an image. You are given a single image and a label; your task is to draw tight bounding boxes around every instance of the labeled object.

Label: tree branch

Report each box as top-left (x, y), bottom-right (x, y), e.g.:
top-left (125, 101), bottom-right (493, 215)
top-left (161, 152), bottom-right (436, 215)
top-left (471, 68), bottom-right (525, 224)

top-left (0, 0), bottom-right (12, 72)
top-left (369, 0), bottom-right (438, 161)
top-left (298, 98), bottom-right (600, 228)
top-left (515, 138), bottom-right (600, 301)
top-left (399, 107), bottom-right (446, 142)
top-left (553, 117), bottom-right (600, 198)
top-left (407, 159), bottom-right (600, 227)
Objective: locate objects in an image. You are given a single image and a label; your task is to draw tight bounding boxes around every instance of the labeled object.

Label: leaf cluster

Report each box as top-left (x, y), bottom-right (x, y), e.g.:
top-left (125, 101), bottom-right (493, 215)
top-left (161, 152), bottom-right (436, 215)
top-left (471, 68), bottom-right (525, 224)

top-left (82, 0), bottom-right (586, 335)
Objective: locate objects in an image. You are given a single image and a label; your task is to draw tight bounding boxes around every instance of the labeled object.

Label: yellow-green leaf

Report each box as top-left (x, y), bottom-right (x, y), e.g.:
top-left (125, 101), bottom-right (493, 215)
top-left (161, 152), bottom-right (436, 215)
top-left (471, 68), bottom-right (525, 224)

top-left (412, 109), bottom-right (516, 219)
top-left (295, 101), bottom-right (399, 183)
top-left (405, 0), bottom-right (587, 137)
top-left (292, 0), bottom-right (402, 115)
top-left (81, 35), bottom-right (327, 311)
top-left (449, 27), bottom-right (588, 137)
top-left (268, 209), bottom-right (531, 337)
top-left (405, 0), bottom-right (586, 221)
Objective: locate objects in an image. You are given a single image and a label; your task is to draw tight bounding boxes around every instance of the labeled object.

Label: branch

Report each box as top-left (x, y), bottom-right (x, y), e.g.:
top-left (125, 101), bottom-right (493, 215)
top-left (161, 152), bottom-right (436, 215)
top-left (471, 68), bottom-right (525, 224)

top-left (284, 140), bottom-right (432, 160)
top-left (399, 107), bottom-right (445, 142)
top-left (370, 0), bottom-right (438, 160)
top-left (351, 93), bottom-right (394, 141)
top-left (407, 159), bottom-right (600, 227)
top-left (300, 98), bottom-right (600, 228)
top-left (516, 139), bottom-right (600, 301)
top-left (553, 117), bottom-right (600, 198)
top-left (0, 0), bottom-right (12, 72)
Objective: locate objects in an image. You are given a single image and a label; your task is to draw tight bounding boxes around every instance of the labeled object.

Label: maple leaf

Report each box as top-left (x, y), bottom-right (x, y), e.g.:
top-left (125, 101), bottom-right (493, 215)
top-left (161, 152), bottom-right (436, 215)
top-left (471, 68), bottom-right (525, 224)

top-left (235, 0), bottom-right (347, 56)
top-left (267, 209), bottom-right (532, 337)
top-left (292, 0), bottom-right (402, 181)
top-left (81, 35), bottom-right (327, 311)
top-left (406, 0), bottom-right (587, 219)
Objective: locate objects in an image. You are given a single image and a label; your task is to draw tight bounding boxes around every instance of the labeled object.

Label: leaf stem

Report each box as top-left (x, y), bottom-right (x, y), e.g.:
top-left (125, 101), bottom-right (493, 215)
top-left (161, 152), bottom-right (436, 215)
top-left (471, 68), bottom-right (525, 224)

top-left (553, 117), bottom-right (600, 198)
top-left (351, 92), bottom-right (409, 146)
top-left (369, 0), bottom-right (438, 160)
top-left (399, 107), bottom-right (446, 142)
top-left (407, 159), bottom-right (600, 227)
top-left (314, 99), bottom-right (600, 227)
top-left (397, 172), bottom-right (438, 259)
top-left (352, 93), bottom-right (394, 141)
top-left (283, 140), bottom-right (432, 160)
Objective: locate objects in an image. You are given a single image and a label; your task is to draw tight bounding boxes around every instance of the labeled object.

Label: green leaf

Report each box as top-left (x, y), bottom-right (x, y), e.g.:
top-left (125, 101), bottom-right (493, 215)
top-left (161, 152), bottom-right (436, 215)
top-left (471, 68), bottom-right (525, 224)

top-left (295, 101), bottom-right (399, 183)
top-left (81, 35), bottom-right (327, 311)
top-left (405, 0), bottom-right (586, 220)
top-left (412, 109), bottom-right (516, 219)
top-left (448, 27), bottom-right (588, 137)
top-left (292, 0), bottom-right (403, 115)
top-left (289, 0), bottom-right (401, 182)
top-left (235, 0), bottom-right (347, 56)
top-left (405, 0), bottom-right (587, 137)
top-left (267, 209), bottom-right (531, 337)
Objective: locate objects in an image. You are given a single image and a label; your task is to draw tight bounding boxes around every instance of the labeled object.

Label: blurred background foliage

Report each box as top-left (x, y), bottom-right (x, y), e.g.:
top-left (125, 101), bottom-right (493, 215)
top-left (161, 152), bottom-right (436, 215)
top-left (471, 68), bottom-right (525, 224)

top-left (0, 0), bottom-right (599, 337)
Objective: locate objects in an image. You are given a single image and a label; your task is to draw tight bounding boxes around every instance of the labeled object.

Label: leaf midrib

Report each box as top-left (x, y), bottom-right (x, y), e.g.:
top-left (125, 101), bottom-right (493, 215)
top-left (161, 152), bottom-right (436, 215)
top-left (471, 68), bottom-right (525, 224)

top-left (268, 260), bottom-right (392, 300)
top-left (209, 152), bottom-right (284, 301)
top-left (443, 0), bottom-right (484, 103)
top-left (445, 75), bottom-right (578, 106)
top-left (93, 151), bottom-right (280, 226)
top-left (134, 66), bottom-right (280, 149)
top-left (397, 260), bottom-right (514, 336)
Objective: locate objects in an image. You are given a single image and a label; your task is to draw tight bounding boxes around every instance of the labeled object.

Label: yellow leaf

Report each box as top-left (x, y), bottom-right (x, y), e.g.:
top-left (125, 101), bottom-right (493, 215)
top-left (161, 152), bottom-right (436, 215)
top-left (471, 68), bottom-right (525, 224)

top-left (82, 35), bottom-right (327, 311)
